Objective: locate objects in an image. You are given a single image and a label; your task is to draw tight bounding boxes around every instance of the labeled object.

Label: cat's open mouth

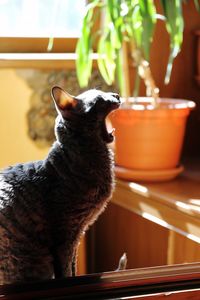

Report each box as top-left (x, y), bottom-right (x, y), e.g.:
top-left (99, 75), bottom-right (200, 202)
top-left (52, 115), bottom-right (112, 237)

top-left (101, 102), bottom-right (120, 143)
top-left (101, 121), bottom-right (115, 143)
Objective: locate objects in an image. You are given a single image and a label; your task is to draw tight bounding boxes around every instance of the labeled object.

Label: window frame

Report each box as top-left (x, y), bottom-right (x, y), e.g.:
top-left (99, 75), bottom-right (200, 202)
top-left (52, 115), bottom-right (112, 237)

top-left (0, 37), bottom-right (77, 53)
top-left (0, 37), bottom-right (79, 69)
top-left (0, 0), bottom-right (98, 69)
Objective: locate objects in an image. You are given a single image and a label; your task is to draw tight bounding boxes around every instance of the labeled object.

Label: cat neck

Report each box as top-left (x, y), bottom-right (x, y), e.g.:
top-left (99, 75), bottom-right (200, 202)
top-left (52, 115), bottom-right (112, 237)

top-left (56, 117), bottom-right (103, 146)
top-left (44, 136), bottom-right (112, 181)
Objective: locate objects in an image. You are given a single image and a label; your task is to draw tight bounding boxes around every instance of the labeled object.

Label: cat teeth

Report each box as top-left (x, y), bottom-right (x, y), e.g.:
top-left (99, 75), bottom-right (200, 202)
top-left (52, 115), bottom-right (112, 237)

top-left (110, 128), bottom-right (115, 135)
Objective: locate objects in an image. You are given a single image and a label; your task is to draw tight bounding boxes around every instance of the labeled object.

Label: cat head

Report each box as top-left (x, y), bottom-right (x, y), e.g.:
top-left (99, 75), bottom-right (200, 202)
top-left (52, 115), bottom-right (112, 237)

top-left (51, 86), bottom-right (121, 143)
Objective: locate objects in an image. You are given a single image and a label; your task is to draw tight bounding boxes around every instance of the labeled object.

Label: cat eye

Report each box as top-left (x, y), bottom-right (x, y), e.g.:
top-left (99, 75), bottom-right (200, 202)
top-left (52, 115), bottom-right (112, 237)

top-left (111, 93), bottom-right (120, 101)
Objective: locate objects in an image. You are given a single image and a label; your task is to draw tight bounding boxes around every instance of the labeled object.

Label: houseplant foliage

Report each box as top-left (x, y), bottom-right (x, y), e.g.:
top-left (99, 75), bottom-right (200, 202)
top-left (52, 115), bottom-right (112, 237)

top-left (76, 0), bottom-right (197, 180)
top-left (76, 0), bottom-right (190, 101)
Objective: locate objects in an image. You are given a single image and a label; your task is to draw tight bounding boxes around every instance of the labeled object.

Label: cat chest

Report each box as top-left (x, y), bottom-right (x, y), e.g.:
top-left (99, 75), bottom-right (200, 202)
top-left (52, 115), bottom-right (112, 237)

top-left (49, 182), bottom-right (112, 223)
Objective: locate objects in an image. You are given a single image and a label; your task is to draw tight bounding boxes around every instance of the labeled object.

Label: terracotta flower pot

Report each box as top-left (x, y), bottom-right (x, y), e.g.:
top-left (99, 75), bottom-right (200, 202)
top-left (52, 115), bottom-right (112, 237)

top-left (110, 98), bottom-right (195, 172)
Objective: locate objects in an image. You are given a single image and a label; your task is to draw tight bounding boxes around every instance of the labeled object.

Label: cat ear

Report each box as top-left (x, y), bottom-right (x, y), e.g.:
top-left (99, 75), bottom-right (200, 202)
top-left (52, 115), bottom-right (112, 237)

top-left (51, 86), bottom-right (78, 117)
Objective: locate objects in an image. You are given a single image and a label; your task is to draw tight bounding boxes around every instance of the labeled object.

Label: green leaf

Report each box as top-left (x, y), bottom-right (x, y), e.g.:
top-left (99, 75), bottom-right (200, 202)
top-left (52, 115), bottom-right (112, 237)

top-left (97, 34), bottom-right (116, 85)
top-left (161, 0), bottom-right (184, 84)
top-left (106, 0), bottom-right (123, 48)
top-left (76, 38), bottom-right (93, 87)
top-left (75, 0), bottom-right (101, 87)
top-left (194, 0), bottom-right (200, 12)
top-left (139, 0), bottom-right (156, 61)
top-left (130, 4), bottom-right (143, 47)
top-left (116, 49), bottom-right (126, 96)
top-left (124, 0), bottom-right (156, 61)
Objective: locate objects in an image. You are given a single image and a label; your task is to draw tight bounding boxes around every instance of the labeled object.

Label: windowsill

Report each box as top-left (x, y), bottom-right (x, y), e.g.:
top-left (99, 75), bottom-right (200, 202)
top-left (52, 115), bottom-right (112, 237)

top-left (0, 37), bottom-right (97, 69)
top-left (0, 53), bottom-right (98, 69)
top-left (112, 159), bottom-right (200, 244)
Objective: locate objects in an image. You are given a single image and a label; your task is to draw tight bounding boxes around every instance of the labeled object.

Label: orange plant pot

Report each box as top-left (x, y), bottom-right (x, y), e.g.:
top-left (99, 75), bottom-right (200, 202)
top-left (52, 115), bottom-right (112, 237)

top-left (110, 98), bottom-right (195, 170)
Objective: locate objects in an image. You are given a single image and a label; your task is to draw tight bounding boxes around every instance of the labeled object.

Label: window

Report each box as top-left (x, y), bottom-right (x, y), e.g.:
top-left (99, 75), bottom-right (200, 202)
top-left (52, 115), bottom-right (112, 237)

top-left (0, 0), bottom-right (85, 37)
top-left (0, 0), bottom-right (86, 68)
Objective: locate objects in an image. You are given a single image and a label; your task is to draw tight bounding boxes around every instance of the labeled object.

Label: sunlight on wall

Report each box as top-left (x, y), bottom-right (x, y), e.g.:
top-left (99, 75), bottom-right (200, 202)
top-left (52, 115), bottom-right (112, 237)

top-left (0, 69), bottom-right (49, 168)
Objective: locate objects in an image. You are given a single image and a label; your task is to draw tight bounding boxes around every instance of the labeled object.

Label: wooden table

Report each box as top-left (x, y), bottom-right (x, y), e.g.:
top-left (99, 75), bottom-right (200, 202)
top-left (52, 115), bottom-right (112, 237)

top-left (111, 160), bottom-right (200, 265)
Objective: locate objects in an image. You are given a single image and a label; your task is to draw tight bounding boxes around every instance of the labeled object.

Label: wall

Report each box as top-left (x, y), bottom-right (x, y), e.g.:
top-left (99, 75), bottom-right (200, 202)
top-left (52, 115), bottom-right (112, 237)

top-left (0, 69), bottom-right (48, 168)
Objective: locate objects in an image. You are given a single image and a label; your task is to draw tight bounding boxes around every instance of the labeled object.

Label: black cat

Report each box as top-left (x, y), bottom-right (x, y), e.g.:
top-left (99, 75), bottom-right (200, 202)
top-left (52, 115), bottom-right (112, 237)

top-left (0, 86), bottom-right (120, 284)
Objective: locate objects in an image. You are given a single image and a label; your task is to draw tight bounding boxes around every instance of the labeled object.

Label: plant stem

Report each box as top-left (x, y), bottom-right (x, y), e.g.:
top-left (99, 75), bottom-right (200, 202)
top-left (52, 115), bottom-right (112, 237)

top-left (130, 42), bottom-right (159, 108)
top-left (133, 68), bottom-right (140, 98)
top-left (121, 41), bottom-right (131, 104)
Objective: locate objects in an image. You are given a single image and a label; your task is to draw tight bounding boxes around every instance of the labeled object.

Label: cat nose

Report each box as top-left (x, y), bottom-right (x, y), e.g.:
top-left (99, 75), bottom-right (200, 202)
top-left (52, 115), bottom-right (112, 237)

top-left (111, 93), bottom-right (121, 103)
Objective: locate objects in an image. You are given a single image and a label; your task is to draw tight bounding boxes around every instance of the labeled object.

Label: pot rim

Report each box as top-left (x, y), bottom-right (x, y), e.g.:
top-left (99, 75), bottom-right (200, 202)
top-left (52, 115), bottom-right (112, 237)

top-left (120, 97), bottom-right (196, 111)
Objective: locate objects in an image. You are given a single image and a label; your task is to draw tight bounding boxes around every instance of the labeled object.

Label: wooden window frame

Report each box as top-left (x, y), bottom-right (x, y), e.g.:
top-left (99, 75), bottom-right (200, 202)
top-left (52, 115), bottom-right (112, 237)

top-left (0, 37), bottom-right (79, 69)
top-left (1, 263), bottom-right (200, 299)
top-left (0, 37), bottom-right (78, 53)
top-left (0, 1), bottom-right (96, 69)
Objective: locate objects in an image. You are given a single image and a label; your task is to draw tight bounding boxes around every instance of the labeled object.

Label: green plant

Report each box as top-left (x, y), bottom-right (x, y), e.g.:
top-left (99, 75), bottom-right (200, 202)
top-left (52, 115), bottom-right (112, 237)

top-left (76, 0), bottom-right (199, 105)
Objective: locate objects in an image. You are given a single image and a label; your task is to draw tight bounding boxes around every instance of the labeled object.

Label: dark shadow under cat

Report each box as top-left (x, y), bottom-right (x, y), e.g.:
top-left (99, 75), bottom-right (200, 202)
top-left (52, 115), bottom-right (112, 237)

top-left (0, 86), bottom-right (121, 284)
